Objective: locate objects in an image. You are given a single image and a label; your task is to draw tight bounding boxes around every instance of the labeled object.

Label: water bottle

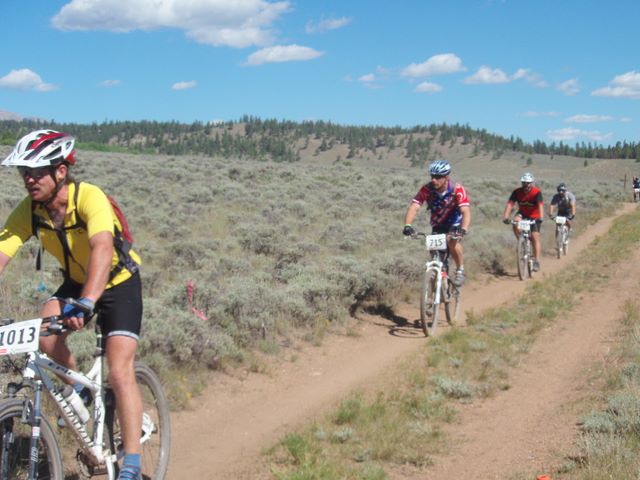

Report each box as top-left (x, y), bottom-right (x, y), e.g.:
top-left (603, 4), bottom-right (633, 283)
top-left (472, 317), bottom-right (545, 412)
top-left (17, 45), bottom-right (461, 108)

top-left (61, 385), bottom-right (90, 424)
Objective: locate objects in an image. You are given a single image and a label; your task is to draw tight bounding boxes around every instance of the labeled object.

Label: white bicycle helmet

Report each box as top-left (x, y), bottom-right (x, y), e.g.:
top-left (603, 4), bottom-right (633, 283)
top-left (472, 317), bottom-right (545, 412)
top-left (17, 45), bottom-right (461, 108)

top-left (520, 172), bottom-right (534, 183)
top-left (2, 130), bottom-right (76, 168)
top-left (429, 159), bottom-right (452, 176)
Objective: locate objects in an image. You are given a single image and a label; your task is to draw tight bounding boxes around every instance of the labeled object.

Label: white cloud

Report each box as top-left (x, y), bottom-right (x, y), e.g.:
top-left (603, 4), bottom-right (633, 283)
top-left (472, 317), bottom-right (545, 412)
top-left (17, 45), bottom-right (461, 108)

top-left (358, 73), bottom-right (375, 83)
top-left (620, 117), bottom-right (633, 123)
top-left (305, 16), bottom-right (351, 34)
top-left (464, 66), bottom-right (510, 84)
top-left (415, 81), bottom-right (442, 93)
top-left (0, 68), bottom-right (57, 91)
top-left (464, 66), bottom-right (547, 86)
top-left (557, 78), bottom-right (580, 96)
top-left (592, 71), bottom-right (640, 100)
top-left (512, 68), bottom-right (547, 87)
top-left (98, 79), bottom-right (121, 87)
top-left (172, 80), bottom-right (197, 90)
top-left (401, 53), bottom-right (465, 78)
top-left (52, 0), bottom-right (290, 48)
top-left (565, 114), bottom-right (613, 123)
top-left (546, 127), bottom-right (613, 142)
top-left (245, 44), bottom-right (324, 65)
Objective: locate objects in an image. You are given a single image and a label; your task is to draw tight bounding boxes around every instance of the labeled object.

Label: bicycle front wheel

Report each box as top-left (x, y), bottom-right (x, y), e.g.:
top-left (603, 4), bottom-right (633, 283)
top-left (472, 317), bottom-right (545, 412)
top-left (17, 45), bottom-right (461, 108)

top-left (562, 227), bottom-right (569, 256)
top-left (106, 363), bottom-right (171, 480)
top-left (444, 280), bottom-right (461, 326)
top-left (0, 398), bottom-right (63, 480)
top-left (420, 269), bottom-right (439, 336)
top-left (516, 237), bottom-right (526, 281)
top-left (555, 227), bottom-right (562, 259)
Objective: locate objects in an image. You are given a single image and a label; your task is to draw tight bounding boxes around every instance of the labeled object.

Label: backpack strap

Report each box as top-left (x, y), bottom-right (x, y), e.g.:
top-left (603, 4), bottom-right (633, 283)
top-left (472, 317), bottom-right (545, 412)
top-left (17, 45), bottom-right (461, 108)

top-left (31, 181), bottom-right (138, 282)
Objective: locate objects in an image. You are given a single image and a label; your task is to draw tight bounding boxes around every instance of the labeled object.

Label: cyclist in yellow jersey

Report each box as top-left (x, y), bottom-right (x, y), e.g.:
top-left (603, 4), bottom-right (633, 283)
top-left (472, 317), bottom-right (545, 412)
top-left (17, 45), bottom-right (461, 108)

top-left (0, 130), bottom-right (144, 480)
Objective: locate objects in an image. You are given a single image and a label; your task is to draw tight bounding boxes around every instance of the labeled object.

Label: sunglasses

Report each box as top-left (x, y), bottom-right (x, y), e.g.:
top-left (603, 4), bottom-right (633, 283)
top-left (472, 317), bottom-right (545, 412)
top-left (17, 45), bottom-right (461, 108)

top-left (18, 166), bottom-right (53, 179)
top-left (431, 174), bottom-right (446, 179)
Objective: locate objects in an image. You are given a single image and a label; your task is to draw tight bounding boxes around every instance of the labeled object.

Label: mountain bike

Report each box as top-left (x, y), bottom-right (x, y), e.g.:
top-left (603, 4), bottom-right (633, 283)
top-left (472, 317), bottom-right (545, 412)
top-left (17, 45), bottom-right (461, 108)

top-left (510, 219), bottom-right (536, 280)
top-left (411, 232), bottom-right (462, 337)
top-left (0, 301), bottom-right (171, 480)
top-left (553, 215), bottom-right (569, 258)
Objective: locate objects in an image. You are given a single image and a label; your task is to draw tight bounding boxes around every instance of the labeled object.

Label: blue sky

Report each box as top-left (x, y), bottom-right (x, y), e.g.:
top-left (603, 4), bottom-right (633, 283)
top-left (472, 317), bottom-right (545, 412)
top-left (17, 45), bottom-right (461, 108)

top-left (1, 0), bottom-right (639, 145)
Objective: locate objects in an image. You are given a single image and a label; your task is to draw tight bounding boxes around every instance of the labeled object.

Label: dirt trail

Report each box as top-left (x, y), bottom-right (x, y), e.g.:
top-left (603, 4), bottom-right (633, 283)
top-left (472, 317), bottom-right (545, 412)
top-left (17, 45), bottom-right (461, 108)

top-left (169, 204), bottom-right (636, 479)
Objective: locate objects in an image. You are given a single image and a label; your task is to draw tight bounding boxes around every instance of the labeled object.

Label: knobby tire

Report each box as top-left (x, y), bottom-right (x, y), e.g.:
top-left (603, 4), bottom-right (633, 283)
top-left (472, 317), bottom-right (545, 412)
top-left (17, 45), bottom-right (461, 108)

top-left (0, 398), bottom-right (64, 480)
top-left (562, 227), bottom-right (569, 256)
top-left (420, 270), bottom-right (439, 337)
top-left (106, 363), bottom-right (171, 480)
top-left (516, 236), bottom-right (526, 281)
top-left (444, 279), bottom-right (461, 326)
top-left (556, 226), bottom-right (563, 259)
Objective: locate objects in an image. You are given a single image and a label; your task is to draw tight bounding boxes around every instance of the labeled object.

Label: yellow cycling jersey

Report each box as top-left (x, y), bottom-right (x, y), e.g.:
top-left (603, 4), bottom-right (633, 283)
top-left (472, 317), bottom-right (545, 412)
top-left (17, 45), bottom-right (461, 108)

top-left (0, 181), bottom-right (141, 288)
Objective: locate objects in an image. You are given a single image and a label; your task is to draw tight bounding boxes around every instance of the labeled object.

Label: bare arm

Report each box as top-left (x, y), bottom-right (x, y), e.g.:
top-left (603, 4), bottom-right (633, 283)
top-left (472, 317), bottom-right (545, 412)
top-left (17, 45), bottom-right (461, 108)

top-left (460, 205), bottom-right (471, 231)
top-left (0, 252), bottom-right (10, 276)
top-left (502, 201), bottom-right (514, 221)
top-left (404, 202), bottom-right (421, 226)
top-left (81, 231), bottom-right (114, 303)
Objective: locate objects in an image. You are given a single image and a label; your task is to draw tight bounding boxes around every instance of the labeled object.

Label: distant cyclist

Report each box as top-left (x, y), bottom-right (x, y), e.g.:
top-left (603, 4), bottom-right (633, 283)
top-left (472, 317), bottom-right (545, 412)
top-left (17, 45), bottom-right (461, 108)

top-left (403, 159), bottom-right (471, 286)
top-left (502, 172), bottom-right (544, 272)
top-left (633, 176), bottom-right (640, 189)
top-left (549, 182), bottom-right (576, 231)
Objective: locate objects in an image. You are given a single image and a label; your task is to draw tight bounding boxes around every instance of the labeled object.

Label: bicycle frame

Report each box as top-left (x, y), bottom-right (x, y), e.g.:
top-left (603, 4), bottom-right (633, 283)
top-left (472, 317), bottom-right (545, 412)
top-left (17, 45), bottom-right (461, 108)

top-left (0, 317), bottom-right (123, 480)
top-left (511, 219), bottom-right (535, 279)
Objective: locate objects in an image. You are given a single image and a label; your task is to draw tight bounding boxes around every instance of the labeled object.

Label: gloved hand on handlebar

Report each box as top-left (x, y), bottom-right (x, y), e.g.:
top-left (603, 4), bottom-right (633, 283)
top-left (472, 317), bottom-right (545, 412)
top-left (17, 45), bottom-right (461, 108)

top-left (62, 297), bottom-right (95, 320)
top-left (451, 226), bottom-right (467, 238)
top-left (535, 218), bottom-right (543, 224)
top-left (403, 225), bottom-right (415, 236)
top-left (502, 218), bottom-right (510, 225)
top-left (549, 215), bottom-right (555, 220)
top-left (567, 214), bottom-right (574, 220)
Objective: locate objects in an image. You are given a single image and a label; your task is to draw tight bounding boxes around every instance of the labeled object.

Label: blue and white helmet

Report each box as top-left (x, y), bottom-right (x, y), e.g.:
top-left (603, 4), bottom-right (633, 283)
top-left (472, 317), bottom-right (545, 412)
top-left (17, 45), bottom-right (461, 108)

top-left (429, 159), bottom-right (451, 176)
top-left (520, 172), bottom-right (534, 183)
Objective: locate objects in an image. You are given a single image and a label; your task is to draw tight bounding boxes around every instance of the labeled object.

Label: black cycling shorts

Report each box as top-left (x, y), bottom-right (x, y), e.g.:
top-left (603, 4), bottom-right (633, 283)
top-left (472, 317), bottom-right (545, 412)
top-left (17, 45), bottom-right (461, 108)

top-left (50, 272), bottom-right (143, 340)
top-left (431, 224), bottom-right (461, 235)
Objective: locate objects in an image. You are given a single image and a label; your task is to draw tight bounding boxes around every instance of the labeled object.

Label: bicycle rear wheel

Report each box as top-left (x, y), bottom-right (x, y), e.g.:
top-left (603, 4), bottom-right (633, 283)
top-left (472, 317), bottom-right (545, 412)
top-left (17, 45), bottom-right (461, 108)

top-left (444, 280), bottom-right (461, 325)
top-left (516, 237), bottom-right (526, 281)
top-left (0, 398), bottom-right (63, 480)
top-left (106, 363), bottom-right (171, 480)
top-left (420, 270), bottom-right (439, 337)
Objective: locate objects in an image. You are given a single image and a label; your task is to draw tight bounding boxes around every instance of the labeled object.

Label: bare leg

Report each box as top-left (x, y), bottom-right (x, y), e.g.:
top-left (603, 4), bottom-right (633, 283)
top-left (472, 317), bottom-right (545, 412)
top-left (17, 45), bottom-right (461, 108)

top-left (106, 335), bottom-right (143, 456)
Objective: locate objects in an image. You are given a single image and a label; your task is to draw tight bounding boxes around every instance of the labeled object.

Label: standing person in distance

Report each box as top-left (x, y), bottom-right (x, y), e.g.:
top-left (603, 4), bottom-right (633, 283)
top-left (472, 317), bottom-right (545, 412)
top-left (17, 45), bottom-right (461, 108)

top-left (403, 159), bottom-right (471, 286)
top-left (502, 172), bottom-right (544, 272)
top-left (549, 182), bottom-right (576, 232)
top-left (0, 130), bottom-right (144, 480)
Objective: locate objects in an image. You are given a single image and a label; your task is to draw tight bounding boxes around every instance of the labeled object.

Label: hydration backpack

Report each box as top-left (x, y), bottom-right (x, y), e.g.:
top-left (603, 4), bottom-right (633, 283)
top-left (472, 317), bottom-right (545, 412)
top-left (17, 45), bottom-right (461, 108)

top-left (31, 181), bottom-right (138, 281)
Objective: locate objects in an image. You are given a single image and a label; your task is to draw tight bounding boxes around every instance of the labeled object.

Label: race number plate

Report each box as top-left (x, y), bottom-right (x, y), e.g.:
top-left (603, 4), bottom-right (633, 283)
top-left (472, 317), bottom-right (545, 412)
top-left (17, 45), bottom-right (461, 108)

top-left (518, 220), bottom-right (531, 232)
top-left (0, 319), bottom-right (42, 355)
top-left (426, 234), bottom-right (447, 251)
top-left (555, 216), bottom-right (567, 225)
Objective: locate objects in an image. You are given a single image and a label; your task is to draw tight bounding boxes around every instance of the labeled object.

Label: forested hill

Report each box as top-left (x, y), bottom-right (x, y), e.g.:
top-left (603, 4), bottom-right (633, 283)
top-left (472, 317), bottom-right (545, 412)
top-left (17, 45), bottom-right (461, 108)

top-left (1, 117), bottom-right (638, 165)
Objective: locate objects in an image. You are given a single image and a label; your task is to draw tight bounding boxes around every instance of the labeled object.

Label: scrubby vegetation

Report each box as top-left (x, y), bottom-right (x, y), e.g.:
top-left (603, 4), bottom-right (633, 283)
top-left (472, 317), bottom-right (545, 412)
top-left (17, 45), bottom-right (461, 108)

top-left (0, 133), bottom-right (631, 406)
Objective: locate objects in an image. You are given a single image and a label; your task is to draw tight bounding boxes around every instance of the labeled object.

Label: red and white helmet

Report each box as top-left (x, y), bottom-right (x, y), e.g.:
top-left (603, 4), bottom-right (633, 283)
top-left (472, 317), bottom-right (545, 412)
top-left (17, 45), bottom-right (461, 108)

top-left (2, 130), bottom-right (76, 168)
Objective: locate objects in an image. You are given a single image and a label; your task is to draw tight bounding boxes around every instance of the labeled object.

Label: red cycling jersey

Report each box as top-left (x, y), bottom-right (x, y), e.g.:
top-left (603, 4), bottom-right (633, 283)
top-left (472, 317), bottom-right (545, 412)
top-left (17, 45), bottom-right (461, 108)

top-left (508, 186), bottom-right (543, 219)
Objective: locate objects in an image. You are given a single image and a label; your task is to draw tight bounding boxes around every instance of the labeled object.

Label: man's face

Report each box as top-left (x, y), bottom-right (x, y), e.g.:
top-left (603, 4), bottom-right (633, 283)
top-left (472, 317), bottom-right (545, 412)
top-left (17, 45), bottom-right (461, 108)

top-left (558, 189), bottom-right (566, 196)
top-left (431, 174), bottom-right (448, 191)
top-left (521, 181), bottom-right (532, 192)
top-left (18, 166), bottom-right (58, 202)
